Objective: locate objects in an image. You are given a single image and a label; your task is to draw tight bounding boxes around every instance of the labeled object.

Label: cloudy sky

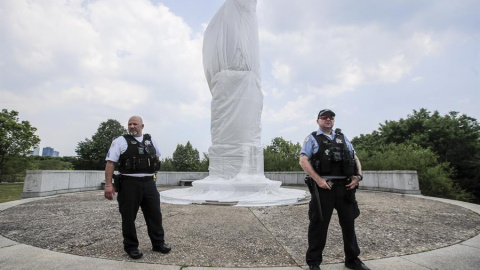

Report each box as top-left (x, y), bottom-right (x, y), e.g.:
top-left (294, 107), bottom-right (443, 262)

top-left (1, 0), bottom-right (479, 158)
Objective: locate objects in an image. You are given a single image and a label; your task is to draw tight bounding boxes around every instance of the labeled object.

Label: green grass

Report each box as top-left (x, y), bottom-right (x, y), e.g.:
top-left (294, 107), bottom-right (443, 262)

top-left (0, 183), bottom-right (24, 203)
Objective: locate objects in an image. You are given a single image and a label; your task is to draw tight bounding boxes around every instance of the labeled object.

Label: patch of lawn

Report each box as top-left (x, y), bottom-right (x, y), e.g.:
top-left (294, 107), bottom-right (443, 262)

top-left (0, 183), bottom-right (24, 203)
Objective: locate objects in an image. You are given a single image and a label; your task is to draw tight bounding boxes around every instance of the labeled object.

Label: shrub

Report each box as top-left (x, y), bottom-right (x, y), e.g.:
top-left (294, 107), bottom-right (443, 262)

top-left (356, 142), bottom-right (473, 201)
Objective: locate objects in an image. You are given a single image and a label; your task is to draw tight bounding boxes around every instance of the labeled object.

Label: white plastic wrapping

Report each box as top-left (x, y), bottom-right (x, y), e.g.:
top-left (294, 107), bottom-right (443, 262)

top-left (208, 70), bottom-right (264, 177)
top-left (160, 0), bottom-right (306, 206)
top-left (204, 0), bottom-right (263, 178)
top-left (203, 0), bottom-right (260, 90)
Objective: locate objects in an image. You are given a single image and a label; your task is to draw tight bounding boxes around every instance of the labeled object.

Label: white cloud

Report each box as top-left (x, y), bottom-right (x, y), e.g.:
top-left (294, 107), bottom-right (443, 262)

top-left (369, 54), bottom-right (411, 84)
top-left (271, 61), bottom-right (292, 84)
top-left (59, 82), bottom-right (149, 108)
top-left (412, 33), bottom-right (439, 56)
top-left (1, 0), bottom-right (206, 99)
top-left (411, 76), bottom-right (423, 82)
top-left (0, 0), bottom-right (210, 156)
top-left (264, 94), bottom-right (315, 122)
top-left (269, 87), bottom-right (286, 99)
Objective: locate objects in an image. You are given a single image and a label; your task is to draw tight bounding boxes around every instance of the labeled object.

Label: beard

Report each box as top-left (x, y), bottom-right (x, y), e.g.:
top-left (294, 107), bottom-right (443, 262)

top-left (129, 129), bottom-right (138, 136)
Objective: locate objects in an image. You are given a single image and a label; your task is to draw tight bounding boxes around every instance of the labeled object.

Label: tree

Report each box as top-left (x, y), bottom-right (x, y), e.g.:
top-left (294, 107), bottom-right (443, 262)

top-left (172, 141), bottom-right (200, 171)
top-left (30, 156), bottom-right (74, 170)
top-left (0, 155), bottom-right (33, 182)
top-left (0, 109), bottom-right (40, 182)
top-left (264, 137), bottom-right (302, 171)
top-left (353, 108), bottom-right (480, 202)
top-left (159, 157), bottom-right (176, 171)
top-left (356, 142), bottom-right (472, 201)
top-left (2, 156), bottom-right (74, 182)
top-left (160, 152), bottom-right (208, 172)
top-left (198, 152), bottom-right (209, 172)
top-left (75, 119), bottom-right (126, 170)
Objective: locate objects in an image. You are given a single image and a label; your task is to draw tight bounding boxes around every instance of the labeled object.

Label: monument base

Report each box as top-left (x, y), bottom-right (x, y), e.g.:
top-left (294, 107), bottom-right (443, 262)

top-left (159, 175), bottom-right (307, 206)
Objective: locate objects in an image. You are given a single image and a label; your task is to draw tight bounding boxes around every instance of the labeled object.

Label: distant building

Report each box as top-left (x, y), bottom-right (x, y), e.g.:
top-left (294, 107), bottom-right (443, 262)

top-left (42, 147), bottom-right (59, 157)
top-left (32, 147), bottom-right (40, 156)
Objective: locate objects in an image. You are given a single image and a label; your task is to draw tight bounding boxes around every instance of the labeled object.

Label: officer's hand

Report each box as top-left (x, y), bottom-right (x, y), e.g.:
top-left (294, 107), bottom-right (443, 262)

top-left (346, 176), bottom-right (359, 190)
top-left (315, 178), bottom-right (331, 190)
top-left (104, 186), bottom-right (115, 200)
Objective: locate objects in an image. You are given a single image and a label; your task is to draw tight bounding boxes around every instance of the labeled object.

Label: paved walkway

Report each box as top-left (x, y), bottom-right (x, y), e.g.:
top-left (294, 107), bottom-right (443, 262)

top-left (0, 192), bottom-right (479, 270)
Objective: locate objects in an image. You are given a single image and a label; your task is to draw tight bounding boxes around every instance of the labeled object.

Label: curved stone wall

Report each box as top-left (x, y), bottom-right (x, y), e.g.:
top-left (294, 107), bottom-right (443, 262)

top-left (21, 170), bottom-right (420, 198)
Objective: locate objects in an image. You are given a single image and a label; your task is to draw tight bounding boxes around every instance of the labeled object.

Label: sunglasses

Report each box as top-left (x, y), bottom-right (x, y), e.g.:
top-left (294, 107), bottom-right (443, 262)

top-left (320, 115), bottom-right (335, 120)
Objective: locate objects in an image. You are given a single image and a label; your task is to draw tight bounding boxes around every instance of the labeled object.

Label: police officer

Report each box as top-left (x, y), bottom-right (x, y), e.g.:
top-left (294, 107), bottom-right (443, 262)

top-left (299, 109), bottom-right (369, 270)
top-left (104, 116), bottom-right (171, 259)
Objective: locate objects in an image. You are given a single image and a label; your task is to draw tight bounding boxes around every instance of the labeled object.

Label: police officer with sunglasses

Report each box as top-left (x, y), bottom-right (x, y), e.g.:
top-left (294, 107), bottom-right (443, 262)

top-left (299, 109), bottom-right (369, 270)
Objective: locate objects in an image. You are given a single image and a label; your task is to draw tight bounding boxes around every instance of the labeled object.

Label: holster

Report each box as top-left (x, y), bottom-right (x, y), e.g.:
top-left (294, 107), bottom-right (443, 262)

top-left (112, 174), bottom-right (121, 192)
top-left (305, 176), bottom-right (323, 221)
top-left (344, 176), bottom-right (359, 202)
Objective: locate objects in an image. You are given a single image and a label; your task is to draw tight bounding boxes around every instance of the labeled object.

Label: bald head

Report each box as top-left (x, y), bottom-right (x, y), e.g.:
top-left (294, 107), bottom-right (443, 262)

top-left (129, 116), bottom-right (143, 124)
top-left (128, 116), bottom-right (144, 137)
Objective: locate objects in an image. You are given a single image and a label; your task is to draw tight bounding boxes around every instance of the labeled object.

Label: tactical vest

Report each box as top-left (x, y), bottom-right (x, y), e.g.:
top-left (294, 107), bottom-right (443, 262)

top-left (118, 134), bottom-right (159, 174)
top-left (310, 129), bottom-right (355, 177)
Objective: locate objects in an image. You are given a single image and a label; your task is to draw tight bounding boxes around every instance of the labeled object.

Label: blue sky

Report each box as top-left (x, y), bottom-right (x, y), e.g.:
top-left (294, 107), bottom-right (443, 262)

top-left (1, 0), bottom-right (479, 158)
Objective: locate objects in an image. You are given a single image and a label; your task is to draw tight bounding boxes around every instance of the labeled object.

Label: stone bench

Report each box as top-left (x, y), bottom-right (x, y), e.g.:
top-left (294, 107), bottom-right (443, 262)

top-left (179, 179), bottom-right (196, 186)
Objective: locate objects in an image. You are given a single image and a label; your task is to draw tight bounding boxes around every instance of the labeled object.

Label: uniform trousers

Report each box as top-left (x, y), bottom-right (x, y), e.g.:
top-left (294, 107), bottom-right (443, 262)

top-left (117, 176), bottom-right (165, 252)
top-left (306, 179), bottom-right (361, 266)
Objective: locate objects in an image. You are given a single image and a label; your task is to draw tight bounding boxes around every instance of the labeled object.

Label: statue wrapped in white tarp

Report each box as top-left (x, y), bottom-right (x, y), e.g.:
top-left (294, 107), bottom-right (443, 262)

top-left (160, 0), bottom-right (306, 206)
top-left (204, 0), bottom-right (263, 179)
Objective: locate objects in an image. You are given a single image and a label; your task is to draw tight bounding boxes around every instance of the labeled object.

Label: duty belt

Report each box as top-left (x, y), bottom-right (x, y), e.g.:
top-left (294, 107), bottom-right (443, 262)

top-left (121, 175), bottom-right (154, 182)
top-left (322, 175), bottom-right (349, 180)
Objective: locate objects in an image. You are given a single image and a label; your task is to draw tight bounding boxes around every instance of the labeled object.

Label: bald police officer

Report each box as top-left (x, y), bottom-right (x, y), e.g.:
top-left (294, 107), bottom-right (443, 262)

top-left (104, 116), bottom-right (171, 259)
